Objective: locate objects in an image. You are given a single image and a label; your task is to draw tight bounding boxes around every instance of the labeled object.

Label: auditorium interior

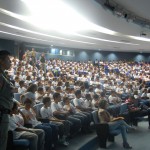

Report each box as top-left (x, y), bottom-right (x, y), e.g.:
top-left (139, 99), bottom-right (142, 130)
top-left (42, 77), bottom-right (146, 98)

top-left (0, 0), bottom-right (150, 150)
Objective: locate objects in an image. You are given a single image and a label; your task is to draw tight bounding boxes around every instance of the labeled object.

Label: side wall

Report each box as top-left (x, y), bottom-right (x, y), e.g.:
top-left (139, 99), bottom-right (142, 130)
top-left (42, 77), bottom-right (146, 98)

top-left (0, 39), bottom-right (149, 62)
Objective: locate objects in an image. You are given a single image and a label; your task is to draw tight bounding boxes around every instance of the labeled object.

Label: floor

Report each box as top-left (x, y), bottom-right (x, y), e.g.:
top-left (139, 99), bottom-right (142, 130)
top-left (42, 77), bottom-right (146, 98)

top-left (58, 121), bottom-right (150, 150)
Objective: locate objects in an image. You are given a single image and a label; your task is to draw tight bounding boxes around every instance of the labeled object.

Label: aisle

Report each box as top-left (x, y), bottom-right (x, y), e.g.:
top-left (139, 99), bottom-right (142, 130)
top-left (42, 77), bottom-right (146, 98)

top-left (97, 121), bottom-right (150, 150)
top-left (58, 131), bottom-right (97, 150)
top-left (58, 121), bottom-right (150, 150)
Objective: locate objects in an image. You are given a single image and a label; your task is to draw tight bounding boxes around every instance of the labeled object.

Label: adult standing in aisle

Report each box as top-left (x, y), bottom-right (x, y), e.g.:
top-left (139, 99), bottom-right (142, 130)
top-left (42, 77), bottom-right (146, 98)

top-left (40, 53), bottom-right (46, 73)
top-left (0, 50), bottom-right (14, 150)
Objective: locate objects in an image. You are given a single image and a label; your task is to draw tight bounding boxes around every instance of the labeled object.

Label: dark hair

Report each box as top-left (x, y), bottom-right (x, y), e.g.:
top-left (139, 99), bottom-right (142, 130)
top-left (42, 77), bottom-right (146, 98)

top-left (101, 92), bottom-right (105, 97)
top-left (45, 86), bottom-right (50, 91)
top-left (37, 86), bottom-right (43, 92)
top-left (129, 95), bottom-right (135, 100)
top-left (99, 100), bottom-right (107, 109)
top-left (12, 101), bottom-right (18, 111)
top-left (53, 92), bottom-right (61, 100)
top-left (93, 94), bottom-right (99, 99)
top-left (24, 98), bottom-right (32, 104)
top-left (19, 80), bottom-right (24, 86)
top-left (63, 97), bottom-right (69, 103)
top-left (75, 90), bottom-right (81, 96)
top-left (43, 96), bottom-right (51, 104)
top-left (85, 93), bottom-right (91, 99)
top-left (0, 50), bottom-right (10, 60)
top-left (55, 86), bottom-right (61, 91)
top-left (27, 84), bottom-right (37, 93)
top-left (26, 75), bottom-right (31, 80)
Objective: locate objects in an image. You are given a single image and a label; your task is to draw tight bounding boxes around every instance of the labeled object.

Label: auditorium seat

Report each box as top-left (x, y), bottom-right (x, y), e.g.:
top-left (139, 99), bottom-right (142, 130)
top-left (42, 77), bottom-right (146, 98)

top-left (92, 110), bottom-right (120, 148)
top-left (14, 93), bottom-right (21, 102)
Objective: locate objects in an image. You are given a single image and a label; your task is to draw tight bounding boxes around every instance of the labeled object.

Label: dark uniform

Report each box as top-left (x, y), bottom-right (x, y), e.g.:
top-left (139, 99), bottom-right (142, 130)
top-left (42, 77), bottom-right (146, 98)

top-left (0, 50), bottom-right (13, 150)
top-left (40, 54), bottom-right (46, 72)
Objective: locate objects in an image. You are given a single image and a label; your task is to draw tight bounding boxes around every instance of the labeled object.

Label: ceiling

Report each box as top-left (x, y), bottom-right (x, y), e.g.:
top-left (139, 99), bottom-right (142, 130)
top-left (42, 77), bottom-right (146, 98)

top-left (0, 0), bottom-right (150, 53)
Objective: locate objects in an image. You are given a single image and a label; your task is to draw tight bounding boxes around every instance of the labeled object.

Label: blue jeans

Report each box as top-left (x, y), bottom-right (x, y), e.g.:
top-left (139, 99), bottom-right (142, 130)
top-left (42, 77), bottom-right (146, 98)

top-left (109, 120), bottom-right (129, 144)
top-left (34, 123), bottom-right (52, 150)
top-left (67, 116), bottom-right (81, 133)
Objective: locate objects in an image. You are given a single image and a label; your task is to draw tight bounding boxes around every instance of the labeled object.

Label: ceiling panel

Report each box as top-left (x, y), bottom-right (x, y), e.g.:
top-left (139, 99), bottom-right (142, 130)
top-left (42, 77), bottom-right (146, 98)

top-left (0, 0), bottom-right (149, 53)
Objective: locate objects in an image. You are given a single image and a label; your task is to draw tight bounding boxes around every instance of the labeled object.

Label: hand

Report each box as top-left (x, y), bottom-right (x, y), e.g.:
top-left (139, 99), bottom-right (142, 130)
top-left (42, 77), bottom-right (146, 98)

top-left (25, 115), bottom-right (31, 120)
top-left (28, 129), bottom-right (35, 133)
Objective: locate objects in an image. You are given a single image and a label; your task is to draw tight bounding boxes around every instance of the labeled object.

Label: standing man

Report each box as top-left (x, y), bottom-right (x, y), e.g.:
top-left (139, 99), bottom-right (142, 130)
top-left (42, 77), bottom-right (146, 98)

top-left (0, 50), bottom-right (14, 150)
top-left (31, 48), bottom-right (36, 65)
top-left (40, 53), bottom-right (46, 73)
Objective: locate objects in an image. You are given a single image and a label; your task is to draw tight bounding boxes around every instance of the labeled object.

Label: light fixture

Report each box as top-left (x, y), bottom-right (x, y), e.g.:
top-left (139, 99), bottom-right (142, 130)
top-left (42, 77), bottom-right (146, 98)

top-left (129, 36), bottom-right (150, 42)
top-left (0, 22), bottom-right (95, 45)
top-left (20, 0), bottom-right (117, 35)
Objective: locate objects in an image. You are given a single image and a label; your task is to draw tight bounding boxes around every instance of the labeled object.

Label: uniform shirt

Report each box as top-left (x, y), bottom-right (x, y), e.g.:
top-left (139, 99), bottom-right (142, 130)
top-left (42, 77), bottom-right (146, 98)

top-left (63, 104), bottom-right (78, 114)
top-left (21, 108), bottom-right (41, 127)
top-left (0, 73), bottom-right (14, 110)
top-left (40, 106), bottom-right (53, 119)
top-left (51, 102), bottom-right (64, 113)
top-left (84, 100), bottom-right (91, 108)
top-left (9, 114), bottom-right (26, 139)
top-left (35, 92), bottom-right (43, 102)
top-left (73, 98), bottom-right (86, 109)
top-left (18, 87), bottom-right (27, 94)
top-left (91, 99), bottom-right (98, 109)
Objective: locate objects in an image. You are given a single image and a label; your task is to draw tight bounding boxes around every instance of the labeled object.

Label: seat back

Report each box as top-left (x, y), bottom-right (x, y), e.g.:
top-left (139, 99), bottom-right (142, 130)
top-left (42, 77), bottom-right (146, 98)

top-left (70, 99), bottom-right (75, 106)
top-left (120, 103), bottom-right (128, 114)
top-left (14, 93), bottom-right (21, 102)
top-left (92, 110), bottom-right (99, 124)
top-left (33, 103), bottom-right (44, 118)
top-left (7, 131), bottom-right (29, 150)
top-left (13, 139), bottom-right (30, 147)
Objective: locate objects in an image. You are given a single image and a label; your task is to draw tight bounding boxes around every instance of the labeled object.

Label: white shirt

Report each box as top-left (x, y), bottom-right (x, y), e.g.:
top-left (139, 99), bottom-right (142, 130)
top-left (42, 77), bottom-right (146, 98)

top-left (9, 114), bottom-right (26, 139)
top-left (40, 106), bottom-right (53, 119)
top-left (84, 100), bottom-right (91, 108)
top-left (147, 93), bottom-right (150, 99)
top-left (35, 92), bottom-right (43, 102)
top-left (18, 87), bottom-right (26, 94)
top-left (21, 108), bottom-right (41, 127)
top-left (63, 104), bottom-right (77, 114)
top-left (73, 98), bottom-right (86, 109)
top-left (51, 102), bottom-right (64, 113)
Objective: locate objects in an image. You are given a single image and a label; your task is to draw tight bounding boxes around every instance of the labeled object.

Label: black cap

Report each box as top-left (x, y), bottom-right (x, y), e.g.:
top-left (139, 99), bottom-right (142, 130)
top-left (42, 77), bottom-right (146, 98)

top-left (0, 50), bottom-right (10, 56)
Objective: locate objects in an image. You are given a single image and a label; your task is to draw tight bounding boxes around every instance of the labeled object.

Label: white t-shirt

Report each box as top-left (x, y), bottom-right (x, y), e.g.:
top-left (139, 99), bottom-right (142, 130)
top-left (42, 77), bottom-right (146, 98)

top-left (91, 99), bottom-right (98, 109)
top-left (51, 102), bottom-right (64, 113)
top-left (108, 95), bottom-right (119, 104)
top-left (63, 104), bottom-right (78, 114)
top-left (73, 98), bottom-right (86, 109)
top-left (9, 114), bottom-right (26, 139)
top-left (147, 93), bottom-right (150, 99)
top-left (35, 92), bottom-right (43, 102)
top-left (40, 106), bottom-right (53, 119)
top-left (84, 100), bottom-right (91, 108)
top-left (21, 108), bottom-right (41, 127)
top-left (18, 87), bottom-right (27, 94)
